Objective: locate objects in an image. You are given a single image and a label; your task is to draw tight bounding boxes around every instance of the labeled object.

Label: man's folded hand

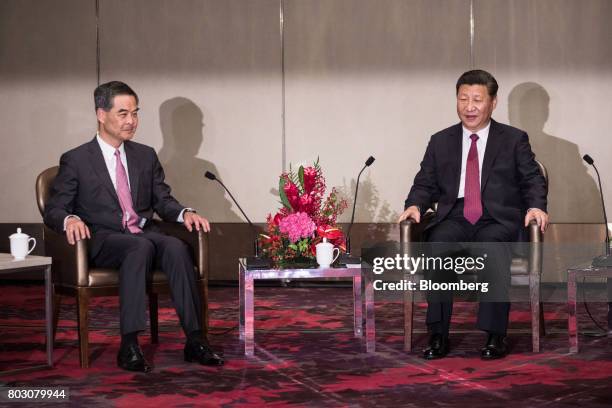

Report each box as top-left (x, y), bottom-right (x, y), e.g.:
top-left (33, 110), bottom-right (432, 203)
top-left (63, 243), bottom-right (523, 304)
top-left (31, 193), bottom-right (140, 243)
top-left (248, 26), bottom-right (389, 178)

top-left (65, 217), bottom-right (91, 245)
top-left (398, 205), bottom-right (421, 223)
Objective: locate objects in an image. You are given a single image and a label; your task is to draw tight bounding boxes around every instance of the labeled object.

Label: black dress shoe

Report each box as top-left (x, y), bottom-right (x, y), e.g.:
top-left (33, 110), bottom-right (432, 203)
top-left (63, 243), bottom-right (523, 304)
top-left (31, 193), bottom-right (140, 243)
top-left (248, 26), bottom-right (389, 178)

top-left (117, 343), bottom-right (152, 373)
top-left (423, 333), bottom-right (450, 360)
top-left (481, 334), bottom-right (508, 360)
top-left (184, 339), bottom-right (224, 366)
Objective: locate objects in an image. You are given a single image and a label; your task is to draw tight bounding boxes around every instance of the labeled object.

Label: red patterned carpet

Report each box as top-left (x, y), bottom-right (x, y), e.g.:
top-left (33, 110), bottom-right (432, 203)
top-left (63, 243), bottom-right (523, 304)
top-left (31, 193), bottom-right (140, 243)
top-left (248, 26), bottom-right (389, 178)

top-left (1, 283), bottom-right (612, 407)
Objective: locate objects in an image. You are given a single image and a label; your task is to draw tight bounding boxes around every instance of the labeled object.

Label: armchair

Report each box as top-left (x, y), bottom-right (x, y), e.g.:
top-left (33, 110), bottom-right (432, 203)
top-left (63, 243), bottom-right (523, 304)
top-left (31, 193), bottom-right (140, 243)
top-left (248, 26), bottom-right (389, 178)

top-left (399, 160), bottom-right (547, 352)
top-left (35, 166), bottom-right (209, 368)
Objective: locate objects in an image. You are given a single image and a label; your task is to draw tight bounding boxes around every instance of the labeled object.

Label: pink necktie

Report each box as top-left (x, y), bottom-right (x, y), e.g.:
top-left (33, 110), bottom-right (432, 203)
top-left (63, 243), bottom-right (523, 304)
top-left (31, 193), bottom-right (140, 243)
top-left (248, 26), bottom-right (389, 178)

top-left (463, 134), bottom-right (482, 225)
top-left (115, 149), bottom-right (142, 233)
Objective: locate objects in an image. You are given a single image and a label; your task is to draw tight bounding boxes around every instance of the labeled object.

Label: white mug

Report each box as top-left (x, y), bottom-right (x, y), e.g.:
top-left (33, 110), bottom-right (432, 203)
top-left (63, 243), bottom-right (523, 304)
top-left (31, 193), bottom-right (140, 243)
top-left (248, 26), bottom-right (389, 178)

top-left (316, 239), bottom-right (340, 268)
top-left (9, 228), bottom-right (36, 260)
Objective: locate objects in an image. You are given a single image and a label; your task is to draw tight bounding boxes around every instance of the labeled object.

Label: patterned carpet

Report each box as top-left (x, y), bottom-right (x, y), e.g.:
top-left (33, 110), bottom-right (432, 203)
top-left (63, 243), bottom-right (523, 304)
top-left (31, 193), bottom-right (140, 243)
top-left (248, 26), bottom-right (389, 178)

top-left (1, 282), bottom-right (612, 407)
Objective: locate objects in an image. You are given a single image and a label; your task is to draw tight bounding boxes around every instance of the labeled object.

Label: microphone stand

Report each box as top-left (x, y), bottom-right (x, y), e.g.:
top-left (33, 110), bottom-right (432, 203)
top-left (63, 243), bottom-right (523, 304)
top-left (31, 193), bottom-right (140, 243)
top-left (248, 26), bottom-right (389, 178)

top-left (583, 156), bottom-right (612, 267)
top-left (582, 155), bottom-right (612, 332)
top-left (205, 172), bottom-right (270, 269)
top-left (337, 156), bottom-right (375, 266)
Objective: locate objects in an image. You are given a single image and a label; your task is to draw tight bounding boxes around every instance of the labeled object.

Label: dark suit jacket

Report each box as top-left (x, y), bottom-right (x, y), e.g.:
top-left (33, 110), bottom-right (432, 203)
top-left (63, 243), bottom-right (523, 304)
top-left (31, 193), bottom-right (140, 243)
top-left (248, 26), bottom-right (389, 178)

top-left (404, 119), bottom-right (547, 235)
top-left (44, 137), bottom-right (185, 259)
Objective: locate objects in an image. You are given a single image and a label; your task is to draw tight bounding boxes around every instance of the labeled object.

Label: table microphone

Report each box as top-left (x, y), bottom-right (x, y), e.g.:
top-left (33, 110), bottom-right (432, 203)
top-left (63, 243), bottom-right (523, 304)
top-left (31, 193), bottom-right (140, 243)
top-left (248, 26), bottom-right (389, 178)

top-left (583, 154), bottom-right (612, 266)
top-left (337, 156), bottom-right (375, 266)
top-left (204, 171), bottom-right (270, 269)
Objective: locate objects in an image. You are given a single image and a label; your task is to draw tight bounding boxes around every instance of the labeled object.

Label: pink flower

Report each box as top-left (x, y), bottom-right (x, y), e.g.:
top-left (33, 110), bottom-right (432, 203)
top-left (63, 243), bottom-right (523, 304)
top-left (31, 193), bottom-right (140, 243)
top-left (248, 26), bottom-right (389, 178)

top-left (278, 212), bottom-right (316, 243)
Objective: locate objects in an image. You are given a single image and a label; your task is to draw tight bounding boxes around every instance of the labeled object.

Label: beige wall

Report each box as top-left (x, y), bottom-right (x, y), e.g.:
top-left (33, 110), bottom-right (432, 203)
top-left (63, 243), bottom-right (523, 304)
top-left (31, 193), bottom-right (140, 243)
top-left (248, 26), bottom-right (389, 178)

top-left (1, 0), bottom-right (611, 224)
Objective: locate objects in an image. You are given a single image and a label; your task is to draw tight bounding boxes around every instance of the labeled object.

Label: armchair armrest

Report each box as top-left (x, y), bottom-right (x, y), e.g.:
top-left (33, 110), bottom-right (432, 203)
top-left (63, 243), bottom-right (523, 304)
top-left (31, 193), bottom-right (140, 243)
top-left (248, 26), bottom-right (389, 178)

top-left (399, 212), bottom-right (436, 244)
top-left (43, 225), bottom-right (89, 287)
top-left (154, 221), bottom-right (209, 281)
top-left (527, 220), bottom-right (543, 277)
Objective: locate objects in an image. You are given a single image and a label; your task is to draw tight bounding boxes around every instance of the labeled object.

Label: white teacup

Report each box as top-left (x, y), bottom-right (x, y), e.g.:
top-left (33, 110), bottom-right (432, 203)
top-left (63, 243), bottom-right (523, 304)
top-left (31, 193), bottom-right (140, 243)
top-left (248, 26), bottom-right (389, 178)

top-left (316, 238), bottom-right (340, 268)
top-left (9, 228), bottom-right (36, 260)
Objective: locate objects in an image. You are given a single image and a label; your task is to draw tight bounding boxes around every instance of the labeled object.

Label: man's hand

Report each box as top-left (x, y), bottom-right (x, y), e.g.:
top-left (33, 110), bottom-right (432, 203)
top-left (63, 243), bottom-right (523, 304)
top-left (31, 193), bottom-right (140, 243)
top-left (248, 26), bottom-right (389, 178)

top-left (184, 211), bottom-right (210, 233)
top-left (525, 208), bottom-right (549, 233)
top-left (65, 217), bottom-right (91, 245)
top-left (398, 205), bottom-right (421, 223)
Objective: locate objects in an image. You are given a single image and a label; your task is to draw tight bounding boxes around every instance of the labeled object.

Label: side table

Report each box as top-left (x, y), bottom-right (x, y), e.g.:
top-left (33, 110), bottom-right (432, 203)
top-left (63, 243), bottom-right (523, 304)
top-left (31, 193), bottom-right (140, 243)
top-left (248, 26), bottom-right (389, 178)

top-left (567, 264), bottom-right (612, 353)
top-left (0, 253), bottom-right (53, 374)
top-left (238, 259), bottom-right (375, 356)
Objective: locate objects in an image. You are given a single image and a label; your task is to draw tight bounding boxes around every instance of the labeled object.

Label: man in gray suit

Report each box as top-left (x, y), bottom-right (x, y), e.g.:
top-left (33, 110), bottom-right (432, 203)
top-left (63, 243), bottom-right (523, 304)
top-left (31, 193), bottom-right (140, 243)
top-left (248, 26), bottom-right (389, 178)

top-left (45, 81), bottom-right (223, 372)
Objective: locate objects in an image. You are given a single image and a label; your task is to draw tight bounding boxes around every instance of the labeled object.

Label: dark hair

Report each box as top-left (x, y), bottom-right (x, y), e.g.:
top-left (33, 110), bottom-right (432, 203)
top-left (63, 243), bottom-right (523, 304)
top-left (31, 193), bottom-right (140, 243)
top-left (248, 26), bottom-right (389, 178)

top-left (456, 69), bottom-right (498, 97)
top-left (94, 81), bottom-right (139, 111)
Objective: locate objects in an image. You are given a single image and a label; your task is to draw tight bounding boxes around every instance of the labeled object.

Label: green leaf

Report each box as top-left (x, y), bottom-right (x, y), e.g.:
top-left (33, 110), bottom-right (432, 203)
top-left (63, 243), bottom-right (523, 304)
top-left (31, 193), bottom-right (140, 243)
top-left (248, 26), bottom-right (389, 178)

top-left (288, 243), bottom-right (298, 250)
top-left (314, 156), bottom-right (321, 174)
top-left (279, 177), bottom-right (292, 209)
top-left (298, 165), bottom-right (305, 190)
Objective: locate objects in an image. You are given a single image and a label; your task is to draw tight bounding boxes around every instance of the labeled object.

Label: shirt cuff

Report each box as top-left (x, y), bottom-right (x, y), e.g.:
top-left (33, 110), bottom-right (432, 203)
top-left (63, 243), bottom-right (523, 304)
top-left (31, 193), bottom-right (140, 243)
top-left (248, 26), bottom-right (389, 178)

top-left (63, 215), bottom-right (81, 231)
top-left (177, 208), bottom-right (195, 223)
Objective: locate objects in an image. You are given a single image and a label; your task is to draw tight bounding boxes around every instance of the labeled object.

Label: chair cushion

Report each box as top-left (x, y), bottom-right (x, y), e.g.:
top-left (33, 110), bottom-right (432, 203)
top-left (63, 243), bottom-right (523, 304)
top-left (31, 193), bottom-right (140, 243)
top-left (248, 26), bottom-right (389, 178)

top-left (449, 257), bottom-right (528, 276)
top-left (88, 268), bottom-right (170, 286)
top-left (510, 258), bottom-right (529, 275)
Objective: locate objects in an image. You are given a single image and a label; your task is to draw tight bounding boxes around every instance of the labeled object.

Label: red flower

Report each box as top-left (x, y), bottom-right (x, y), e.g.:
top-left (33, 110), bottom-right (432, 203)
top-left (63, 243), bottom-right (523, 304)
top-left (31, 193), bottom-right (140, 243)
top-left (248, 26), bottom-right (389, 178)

top-left (299, 194), bottom-right (314, 214)
top-left (303, 167), bottom-right (317, 194)
top-left (309, 242), bottom-right (317, 257)
top-left (316, 225), bottom-right (343, 240)
top-left (273, 213), bottom-right (283, 226)
top-left (284, 180), bottom-right (300, 210)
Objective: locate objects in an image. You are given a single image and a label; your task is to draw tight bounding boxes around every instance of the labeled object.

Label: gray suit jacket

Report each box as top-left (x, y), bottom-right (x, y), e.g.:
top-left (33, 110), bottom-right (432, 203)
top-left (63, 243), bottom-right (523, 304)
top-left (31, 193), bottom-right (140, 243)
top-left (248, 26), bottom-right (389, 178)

top-left (44, 137), bottom-right (185, 258)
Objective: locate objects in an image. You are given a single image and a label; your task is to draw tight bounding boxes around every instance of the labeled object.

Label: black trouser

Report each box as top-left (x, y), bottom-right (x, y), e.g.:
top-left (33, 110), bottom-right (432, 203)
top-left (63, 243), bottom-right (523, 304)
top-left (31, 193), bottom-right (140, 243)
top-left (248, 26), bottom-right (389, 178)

top-left (425, 199), bottom-right (516, 336)
top-left (92, 230), bottom-right (202, 336)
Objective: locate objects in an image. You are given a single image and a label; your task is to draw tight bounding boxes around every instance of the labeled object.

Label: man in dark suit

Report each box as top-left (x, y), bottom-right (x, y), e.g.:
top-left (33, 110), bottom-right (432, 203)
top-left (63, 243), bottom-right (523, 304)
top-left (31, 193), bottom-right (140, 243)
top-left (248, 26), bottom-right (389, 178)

top-left (398, 70), bottom-right (548, 360)
top-left (44, 81), bottom-right (223, 372)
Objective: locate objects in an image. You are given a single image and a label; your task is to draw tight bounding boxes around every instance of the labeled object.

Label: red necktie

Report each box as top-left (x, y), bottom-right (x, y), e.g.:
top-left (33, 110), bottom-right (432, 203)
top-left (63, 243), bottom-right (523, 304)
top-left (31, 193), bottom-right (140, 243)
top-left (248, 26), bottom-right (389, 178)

top-left (463, 134), bottom-right (482, 224)
top-left (115, 149), bottom-right (142, 233)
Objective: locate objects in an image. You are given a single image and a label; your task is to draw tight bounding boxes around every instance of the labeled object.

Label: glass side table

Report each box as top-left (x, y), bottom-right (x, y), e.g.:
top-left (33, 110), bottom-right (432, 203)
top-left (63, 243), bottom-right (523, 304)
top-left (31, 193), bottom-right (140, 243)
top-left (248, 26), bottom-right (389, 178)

top-left (567, 264), bottom-right (612, 353)
top-left (238, 258), bottom-right (375, 356)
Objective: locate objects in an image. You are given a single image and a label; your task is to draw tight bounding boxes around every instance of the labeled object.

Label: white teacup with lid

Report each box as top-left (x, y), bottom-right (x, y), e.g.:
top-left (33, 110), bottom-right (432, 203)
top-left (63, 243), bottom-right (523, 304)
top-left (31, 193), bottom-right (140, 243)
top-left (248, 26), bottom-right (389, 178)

top-left (315, 238), bottom-right (340, 268)
top-left (9, 228), bottom-right (36, 260)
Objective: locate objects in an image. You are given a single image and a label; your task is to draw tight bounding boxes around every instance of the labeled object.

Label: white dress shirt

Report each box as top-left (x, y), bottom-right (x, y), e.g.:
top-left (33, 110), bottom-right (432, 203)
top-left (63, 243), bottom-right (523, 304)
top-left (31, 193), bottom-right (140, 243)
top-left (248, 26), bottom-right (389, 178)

top-left (457, 122), bottom-right (490, 199)
top-left (96, 134), bottom-right (131, 190)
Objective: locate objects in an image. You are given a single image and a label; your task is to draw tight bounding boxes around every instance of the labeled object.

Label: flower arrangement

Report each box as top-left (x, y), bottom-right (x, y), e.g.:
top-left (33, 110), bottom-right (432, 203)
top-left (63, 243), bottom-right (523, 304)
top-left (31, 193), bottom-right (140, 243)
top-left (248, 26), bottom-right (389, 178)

top-left (260, 159), bottom-right (348, 267)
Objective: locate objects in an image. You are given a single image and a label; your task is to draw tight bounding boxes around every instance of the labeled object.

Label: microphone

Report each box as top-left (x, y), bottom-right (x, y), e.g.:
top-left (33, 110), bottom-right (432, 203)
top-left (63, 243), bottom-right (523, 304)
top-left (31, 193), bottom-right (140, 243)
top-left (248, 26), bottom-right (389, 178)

top-left (583, 155), bottom-right (612, 266)
top-left (204, 171), bottom-right (270, 269)
top-left (337, 156), bottom-right (375, 266)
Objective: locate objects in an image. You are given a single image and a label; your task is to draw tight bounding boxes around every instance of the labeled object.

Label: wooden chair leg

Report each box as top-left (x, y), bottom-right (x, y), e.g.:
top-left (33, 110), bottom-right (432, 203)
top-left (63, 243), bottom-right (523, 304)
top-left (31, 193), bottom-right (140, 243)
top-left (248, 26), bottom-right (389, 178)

top-left (149, 293), bottom-right (159, 344)
top-left (403, 288), bottom-right (414, 352)
top-left (539, 302), bottom-right (546, 337)
top-left (52, 288), bottom-right (61, 345)
top-left (76, 288), bottom-right (89, 368)
top-left (200, 280), bottom-right (209, 339)
top-left (529, 274), bottom-right (541, 353)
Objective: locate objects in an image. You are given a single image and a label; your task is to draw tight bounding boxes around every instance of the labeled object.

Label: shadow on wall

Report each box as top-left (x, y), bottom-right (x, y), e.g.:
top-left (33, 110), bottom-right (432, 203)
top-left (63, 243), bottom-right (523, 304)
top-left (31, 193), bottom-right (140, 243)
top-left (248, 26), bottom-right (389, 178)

top-left (157, 97), bottom-right (241, 222)
top-left (339, 174), bottom-right (399, 244)
top-left (508, 82), bottom-right (601, 223)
